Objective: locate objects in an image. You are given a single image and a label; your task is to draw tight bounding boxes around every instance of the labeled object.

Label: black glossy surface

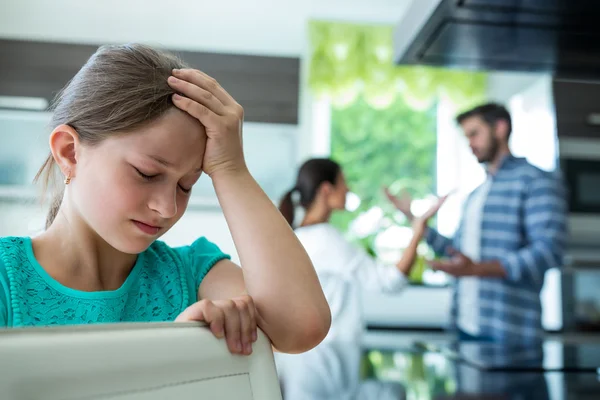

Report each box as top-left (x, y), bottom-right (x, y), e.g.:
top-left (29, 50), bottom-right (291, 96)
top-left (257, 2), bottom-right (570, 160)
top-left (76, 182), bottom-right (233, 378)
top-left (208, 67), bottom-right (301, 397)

top-left (394, 0), bottom-right (600, 78)
top-left (442, 341), bottom-right (600, 372)
top-left (277, 339), bottom-right (600, 399)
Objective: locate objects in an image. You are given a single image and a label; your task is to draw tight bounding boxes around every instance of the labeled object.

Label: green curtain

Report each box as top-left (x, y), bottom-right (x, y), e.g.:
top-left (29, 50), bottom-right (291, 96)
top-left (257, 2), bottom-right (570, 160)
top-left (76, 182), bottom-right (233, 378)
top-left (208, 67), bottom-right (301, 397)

top-left (308, 20), bottom-right (487, 111)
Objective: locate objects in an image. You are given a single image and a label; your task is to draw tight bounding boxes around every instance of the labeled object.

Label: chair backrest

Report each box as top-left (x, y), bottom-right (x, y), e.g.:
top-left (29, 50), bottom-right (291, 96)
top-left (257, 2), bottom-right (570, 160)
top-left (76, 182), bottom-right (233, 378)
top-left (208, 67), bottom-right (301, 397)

top-left (0, 322), bottom-right (282, 400)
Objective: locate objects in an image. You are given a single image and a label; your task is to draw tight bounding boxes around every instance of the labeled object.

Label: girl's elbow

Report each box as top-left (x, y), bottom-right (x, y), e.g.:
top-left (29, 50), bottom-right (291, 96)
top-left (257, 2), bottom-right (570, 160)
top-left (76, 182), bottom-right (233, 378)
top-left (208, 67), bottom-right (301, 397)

top-left (307, 305), bottom-right (332, 347)
top-left (276, 305), bottom-right (331, 354)
top-left (281, 315), bottom-right (331, 354)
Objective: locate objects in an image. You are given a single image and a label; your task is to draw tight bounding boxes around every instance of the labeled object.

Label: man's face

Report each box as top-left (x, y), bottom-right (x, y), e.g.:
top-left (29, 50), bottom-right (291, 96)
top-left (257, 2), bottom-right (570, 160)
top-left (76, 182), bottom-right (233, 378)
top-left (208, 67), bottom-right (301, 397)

top-left (461, 115), bottom-right (500, 163)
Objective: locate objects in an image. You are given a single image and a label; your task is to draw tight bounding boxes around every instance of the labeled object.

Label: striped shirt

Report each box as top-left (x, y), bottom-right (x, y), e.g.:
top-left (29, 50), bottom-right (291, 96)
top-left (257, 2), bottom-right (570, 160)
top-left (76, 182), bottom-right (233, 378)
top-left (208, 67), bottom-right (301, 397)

top-left (426, 155), bottom-right (567, 344)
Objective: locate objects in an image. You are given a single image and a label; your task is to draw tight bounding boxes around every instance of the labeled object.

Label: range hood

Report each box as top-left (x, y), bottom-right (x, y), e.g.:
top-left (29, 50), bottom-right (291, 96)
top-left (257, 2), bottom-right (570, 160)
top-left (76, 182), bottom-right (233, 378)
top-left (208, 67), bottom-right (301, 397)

top-left (394, 0), bottom-right (600, 78)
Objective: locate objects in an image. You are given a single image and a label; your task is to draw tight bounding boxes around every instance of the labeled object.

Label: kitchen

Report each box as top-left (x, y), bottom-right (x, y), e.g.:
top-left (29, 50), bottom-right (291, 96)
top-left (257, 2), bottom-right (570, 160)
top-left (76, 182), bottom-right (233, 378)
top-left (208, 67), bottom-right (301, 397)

top-left (1, 0), bottom-right (600, 398)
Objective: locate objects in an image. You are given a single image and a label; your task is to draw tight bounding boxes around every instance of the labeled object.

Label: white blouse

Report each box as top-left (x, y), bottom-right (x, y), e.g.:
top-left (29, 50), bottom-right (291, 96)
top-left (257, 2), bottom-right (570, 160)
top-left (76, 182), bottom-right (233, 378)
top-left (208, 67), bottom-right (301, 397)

top-left (294, 223), bottom-right (408, 343)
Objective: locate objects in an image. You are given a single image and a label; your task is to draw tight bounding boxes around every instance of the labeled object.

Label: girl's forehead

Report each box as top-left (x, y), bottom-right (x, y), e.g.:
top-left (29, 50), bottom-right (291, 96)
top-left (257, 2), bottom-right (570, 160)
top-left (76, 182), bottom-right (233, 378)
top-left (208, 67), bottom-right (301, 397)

top-left (96, 110), bottom-right (206, 172)
top-left (109, 110), bottom-right (205, 150)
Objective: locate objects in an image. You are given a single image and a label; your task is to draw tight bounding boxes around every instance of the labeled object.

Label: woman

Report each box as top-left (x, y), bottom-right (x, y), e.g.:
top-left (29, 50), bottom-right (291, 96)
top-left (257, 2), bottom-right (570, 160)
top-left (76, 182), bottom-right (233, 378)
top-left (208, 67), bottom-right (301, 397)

top-left (278, 158), bottom-right (447, 343)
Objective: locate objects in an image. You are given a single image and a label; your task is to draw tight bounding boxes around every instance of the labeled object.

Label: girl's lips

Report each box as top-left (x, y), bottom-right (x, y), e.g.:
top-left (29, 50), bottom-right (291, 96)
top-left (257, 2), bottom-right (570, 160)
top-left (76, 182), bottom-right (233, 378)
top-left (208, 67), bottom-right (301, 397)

top-left (132, 220), bottom-right (161, 235)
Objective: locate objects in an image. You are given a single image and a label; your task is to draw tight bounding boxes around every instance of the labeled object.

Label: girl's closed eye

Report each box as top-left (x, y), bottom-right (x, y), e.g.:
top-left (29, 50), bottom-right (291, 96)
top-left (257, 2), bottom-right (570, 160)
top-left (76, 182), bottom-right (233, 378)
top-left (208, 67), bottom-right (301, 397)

top-left (178, 184), bottom-right (192, 194)
top-left (134, 167), bottom-right (158, 181)
top-left (134, 166), bottom-right (193, 194)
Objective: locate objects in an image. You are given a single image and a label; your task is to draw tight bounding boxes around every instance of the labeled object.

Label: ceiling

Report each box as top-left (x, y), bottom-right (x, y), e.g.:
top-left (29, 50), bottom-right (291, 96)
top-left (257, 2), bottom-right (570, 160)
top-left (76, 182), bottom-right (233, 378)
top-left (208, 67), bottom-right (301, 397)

top-left (0, 0), bottom-right (416, 57)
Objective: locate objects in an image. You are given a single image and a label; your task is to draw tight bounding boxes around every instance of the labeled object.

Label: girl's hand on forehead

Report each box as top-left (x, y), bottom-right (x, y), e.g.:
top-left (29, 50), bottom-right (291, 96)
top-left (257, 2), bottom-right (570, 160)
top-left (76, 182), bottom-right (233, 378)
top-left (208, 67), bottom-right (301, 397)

top-left (175, 294), bottom-right (258, 356)
top-left (168, 69), bottom-right (246, 178)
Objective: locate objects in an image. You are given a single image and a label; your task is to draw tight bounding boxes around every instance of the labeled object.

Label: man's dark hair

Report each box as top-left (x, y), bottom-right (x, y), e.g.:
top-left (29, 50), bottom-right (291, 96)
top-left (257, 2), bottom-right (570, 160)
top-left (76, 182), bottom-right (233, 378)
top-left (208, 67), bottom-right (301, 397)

top-left (456, 103), bottom-right (512, 138)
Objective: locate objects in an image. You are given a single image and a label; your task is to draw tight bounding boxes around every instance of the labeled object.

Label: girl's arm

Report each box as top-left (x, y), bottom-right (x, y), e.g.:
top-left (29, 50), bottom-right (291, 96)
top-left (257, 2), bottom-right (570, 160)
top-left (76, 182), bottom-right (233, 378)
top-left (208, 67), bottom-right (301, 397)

top-left (202, 170), bottom-right (331, 354)
top-left (169, 69), bottom-right (330, 354)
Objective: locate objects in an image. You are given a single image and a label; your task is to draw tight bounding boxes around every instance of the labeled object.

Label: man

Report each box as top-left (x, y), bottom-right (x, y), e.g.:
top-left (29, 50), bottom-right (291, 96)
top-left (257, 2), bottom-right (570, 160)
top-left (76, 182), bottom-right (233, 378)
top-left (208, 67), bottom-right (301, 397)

top-left (392, 103), bottom-right (567, 344)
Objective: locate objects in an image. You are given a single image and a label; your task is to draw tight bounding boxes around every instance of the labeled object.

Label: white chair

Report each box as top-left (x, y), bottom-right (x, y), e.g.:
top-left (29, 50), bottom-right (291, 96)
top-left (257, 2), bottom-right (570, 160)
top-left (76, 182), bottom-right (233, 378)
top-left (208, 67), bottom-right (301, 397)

top-left (0, 322), bottom-right (282, 400)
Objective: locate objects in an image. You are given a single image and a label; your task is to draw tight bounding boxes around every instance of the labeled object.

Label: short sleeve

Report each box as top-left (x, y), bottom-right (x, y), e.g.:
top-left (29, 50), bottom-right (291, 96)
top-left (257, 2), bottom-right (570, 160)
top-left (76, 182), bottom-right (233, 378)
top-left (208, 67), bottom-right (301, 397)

top-left (172, 237), bottom-right (231, 290)
top-left (0, 257), bottom-right (10, 327)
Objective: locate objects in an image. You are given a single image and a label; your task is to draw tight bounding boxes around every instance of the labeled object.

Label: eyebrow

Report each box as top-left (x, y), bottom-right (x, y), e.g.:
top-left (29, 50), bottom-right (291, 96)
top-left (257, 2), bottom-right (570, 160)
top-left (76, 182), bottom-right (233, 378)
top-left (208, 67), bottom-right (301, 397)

top-left (149, 155), bottom-right (203, 173)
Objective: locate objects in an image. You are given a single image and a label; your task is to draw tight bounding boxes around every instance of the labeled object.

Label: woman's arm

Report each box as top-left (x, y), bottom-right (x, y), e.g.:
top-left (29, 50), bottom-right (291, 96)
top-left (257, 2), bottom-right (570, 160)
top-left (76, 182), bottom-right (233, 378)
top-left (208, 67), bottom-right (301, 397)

top-left (384, 188), bottom-right (449, 276)
top-left (393, 221), bottom-right (425, 276)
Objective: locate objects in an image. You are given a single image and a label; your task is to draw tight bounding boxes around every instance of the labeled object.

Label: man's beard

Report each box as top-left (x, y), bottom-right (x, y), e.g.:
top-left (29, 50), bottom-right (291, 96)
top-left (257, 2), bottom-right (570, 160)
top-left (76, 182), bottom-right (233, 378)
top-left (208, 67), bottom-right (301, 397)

top-left (478, 135), bottom-right (500, 164)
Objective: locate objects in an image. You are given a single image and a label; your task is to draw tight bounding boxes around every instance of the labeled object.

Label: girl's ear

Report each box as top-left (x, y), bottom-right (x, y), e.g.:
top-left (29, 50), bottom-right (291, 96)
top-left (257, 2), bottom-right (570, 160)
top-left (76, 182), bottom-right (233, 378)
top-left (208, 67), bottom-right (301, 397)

top-left (318, 181), bottom-right (333, 198)
top-left (49, 124), bottom-right (80, 179)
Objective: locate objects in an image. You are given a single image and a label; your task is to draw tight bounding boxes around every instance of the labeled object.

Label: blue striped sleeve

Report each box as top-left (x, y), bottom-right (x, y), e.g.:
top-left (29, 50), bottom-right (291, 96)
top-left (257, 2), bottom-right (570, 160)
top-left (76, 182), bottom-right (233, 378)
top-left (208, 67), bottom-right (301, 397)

top-left (499, 174), bottom-right (567, 287)
top-left (425, 227), bottom-right (454, 257)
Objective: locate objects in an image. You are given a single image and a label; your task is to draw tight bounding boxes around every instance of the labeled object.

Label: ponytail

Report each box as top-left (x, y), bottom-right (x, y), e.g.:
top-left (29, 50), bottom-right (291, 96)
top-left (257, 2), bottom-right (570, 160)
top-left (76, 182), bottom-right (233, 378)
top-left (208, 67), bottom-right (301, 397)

top-left (278, 189), bottom-right (296, 228)
top-left (280, 158), bottom-right (341, 228)
top-left (45, 189), bottom-right (65, 229)
top-left (34, 152), bottom-right (63, 230)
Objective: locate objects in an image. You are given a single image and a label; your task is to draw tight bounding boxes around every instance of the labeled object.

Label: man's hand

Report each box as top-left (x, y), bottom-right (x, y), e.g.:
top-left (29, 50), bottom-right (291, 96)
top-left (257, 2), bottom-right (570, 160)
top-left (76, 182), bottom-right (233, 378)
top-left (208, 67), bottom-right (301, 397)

top-left (428, 248), bottom-right (507, 278)
top-left (427, 248), bottom-right (478, 277)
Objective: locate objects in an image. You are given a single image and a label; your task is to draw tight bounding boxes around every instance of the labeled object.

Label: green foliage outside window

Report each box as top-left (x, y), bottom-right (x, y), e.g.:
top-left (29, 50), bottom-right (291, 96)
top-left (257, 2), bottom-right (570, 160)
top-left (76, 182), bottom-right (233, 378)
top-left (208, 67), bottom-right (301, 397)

top-left (329, 97), bottom-right (438, 283)
top-left (308, 20), bottom-right (487, 283)
top-left (329, 97), bottom-right (437, 233)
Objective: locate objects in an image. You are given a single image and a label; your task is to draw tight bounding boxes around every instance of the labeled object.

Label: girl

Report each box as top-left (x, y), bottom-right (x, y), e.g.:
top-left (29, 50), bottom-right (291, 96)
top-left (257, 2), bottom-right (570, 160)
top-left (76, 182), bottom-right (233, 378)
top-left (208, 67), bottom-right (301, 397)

top-left (278, 158), bottom-right (446, 343)
top-left (0, 44), bottom-right (331, 356)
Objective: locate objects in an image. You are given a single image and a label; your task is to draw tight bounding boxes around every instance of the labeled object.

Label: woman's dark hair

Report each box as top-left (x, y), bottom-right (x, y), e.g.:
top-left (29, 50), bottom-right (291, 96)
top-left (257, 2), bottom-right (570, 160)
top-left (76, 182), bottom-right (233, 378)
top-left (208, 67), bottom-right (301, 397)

top-left (278, 158), bottom-right (341, 227)
top-left (35, 43), bottom-right (188, 229)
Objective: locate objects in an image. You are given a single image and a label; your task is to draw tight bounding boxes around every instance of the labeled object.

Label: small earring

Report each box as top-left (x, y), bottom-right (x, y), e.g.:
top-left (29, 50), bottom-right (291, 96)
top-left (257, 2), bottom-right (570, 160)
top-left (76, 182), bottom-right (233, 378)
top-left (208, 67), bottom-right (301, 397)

top-left (64, 174), bottom-right (71, 185)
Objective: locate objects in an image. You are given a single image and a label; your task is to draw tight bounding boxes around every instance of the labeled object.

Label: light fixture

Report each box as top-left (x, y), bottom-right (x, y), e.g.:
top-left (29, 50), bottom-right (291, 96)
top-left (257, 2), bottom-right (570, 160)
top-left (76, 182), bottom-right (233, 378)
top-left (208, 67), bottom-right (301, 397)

top-left (0, 96), bottom-right (49, 111)
top-left (587, 113), bottom-right (600, 126)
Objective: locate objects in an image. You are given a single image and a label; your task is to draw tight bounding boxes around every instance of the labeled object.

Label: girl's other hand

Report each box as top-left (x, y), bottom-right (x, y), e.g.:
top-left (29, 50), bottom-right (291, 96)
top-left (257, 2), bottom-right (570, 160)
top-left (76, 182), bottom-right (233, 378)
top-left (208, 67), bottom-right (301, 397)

top-left (175, 294), bottom-right (258, 356)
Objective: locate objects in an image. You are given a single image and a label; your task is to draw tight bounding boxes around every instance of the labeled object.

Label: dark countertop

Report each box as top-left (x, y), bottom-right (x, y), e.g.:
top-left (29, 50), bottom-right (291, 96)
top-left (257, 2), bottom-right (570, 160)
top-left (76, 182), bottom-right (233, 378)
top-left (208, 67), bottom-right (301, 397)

top-left (276, 338), bottom-right (600, 399)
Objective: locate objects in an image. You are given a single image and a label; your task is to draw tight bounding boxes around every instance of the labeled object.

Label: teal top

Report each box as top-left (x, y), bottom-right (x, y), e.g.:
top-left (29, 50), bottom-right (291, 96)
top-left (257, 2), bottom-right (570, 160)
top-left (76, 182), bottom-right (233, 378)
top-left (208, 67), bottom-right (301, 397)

top-left (0, 236), bottom-right (230, 327)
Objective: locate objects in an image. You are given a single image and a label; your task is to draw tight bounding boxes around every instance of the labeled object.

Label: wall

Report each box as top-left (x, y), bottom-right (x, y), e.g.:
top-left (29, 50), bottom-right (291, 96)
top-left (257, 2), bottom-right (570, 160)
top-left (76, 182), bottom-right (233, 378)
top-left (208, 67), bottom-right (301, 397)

top-left (0, 0), bottom-right (414, 255)
top-left (0, 0), bottom-right (411, 57)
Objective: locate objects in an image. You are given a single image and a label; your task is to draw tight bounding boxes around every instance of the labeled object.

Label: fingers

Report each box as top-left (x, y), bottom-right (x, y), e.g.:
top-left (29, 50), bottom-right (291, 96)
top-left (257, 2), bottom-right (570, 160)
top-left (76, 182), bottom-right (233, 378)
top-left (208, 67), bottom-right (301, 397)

top-left (234, 296), bottom-right (258, 355)
top-left (172, 69), bottom-right (240, 110)
top-left (171, 93), bottom-right (220, 128)
top-left (384, 188), bottom-right (415, 220)
top-left (383, 187), bottom-right (393, 199)
top-left (400, 189), bottom-right (412, 202)
top-left (427, 259), bottom-right (440, 269)
top-left (204, 303), bottom-right (227, 339)
top-left (168, 68), bottom-right (245, 139)
top-left (435, 195), bottom-right (448, 208)
top-left (168, 76), bottom-right (226, 115)
top-left (239, 295), bottom-right (258, 343)
top-left (216, 299), bottom-right (242, 354)
top-left (421, 194), bottom-right (449, 221)
top-left (383, 188), bottom-right (398, 206)
top-left (176, 296), bottom-right (258, 356)
top-left (175, 301), bottom-right (226, 339)
top-left (435, 195), bottom-right (449, 209)
top-left (427, 259), bottom-right (451, 273)
top-left (447, 247), bottom-right (460, 257)
top-left (174, 302), bottom-right (206, 323)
